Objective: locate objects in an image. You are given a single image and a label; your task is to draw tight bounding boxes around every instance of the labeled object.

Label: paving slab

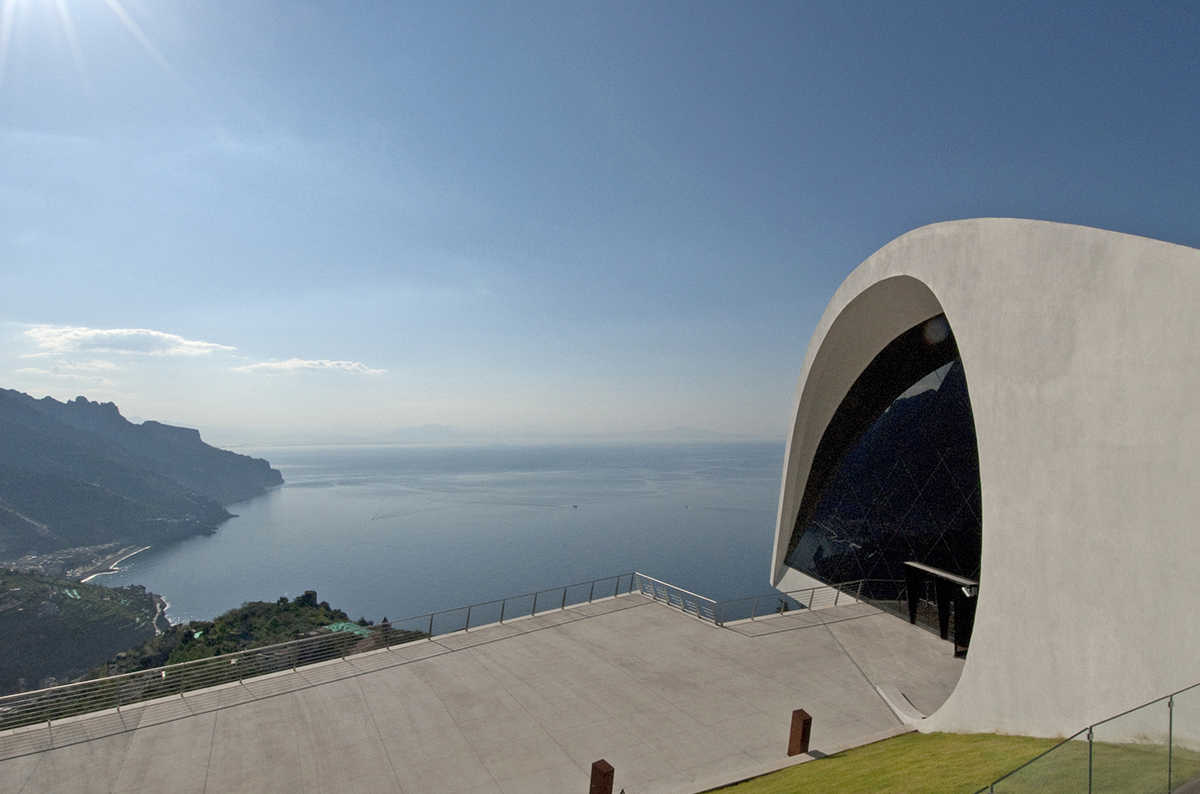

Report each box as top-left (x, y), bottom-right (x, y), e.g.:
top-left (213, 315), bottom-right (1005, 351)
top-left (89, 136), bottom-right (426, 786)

top-left (0, 592), bottom-right (963, 794)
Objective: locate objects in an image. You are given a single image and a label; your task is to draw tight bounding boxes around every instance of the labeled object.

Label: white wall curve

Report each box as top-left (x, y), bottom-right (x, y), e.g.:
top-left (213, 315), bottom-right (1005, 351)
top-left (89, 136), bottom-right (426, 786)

top-left (773, 218), bottom-right (1200, 737)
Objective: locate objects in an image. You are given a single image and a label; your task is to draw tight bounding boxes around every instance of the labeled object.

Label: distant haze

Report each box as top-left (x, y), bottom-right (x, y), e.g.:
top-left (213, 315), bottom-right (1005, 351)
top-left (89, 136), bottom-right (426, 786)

top-left (2, 3), bottom-right (1197, 444)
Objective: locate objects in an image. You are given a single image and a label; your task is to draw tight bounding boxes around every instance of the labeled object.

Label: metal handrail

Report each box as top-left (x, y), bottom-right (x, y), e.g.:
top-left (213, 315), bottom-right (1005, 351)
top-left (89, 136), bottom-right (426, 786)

top-left (0, 571), bottom-right (880, 733)
top-left (0, 571), bottom-right (637, 733)
top-left (713, 580), bottom-right (866, 626)
top-left (631, 572), bottom-right (719, 623)
top-left (420, 572), bottom-right (635, 635)
top-left (0, 627), bottom-right (388, 732)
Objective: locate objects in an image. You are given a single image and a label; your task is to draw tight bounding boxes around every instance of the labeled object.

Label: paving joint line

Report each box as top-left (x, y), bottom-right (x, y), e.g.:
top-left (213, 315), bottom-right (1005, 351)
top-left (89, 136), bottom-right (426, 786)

top-left (0, 595), bottom-right (646, 763)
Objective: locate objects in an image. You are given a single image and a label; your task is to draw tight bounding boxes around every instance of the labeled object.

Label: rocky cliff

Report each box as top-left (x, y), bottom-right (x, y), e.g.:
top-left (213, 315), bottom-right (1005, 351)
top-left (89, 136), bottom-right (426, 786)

top-left (0, 389), bottom-right (282, 561)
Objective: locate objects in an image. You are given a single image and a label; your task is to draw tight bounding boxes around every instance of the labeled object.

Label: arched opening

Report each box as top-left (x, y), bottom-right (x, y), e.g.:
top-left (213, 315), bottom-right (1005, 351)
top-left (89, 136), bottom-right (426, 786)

top-left (784, 314), bottom-right (982, 650)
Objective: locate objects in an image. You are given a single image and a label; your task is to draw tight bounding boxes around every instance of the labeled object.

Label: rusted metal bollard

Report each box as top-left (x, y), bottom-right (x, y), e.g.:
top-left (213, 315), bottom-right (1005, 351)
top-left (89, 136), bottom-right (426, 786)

top-left (788, 708), bottom-right (812, 756)
top-left (590, 759), bottom-right (614, 794)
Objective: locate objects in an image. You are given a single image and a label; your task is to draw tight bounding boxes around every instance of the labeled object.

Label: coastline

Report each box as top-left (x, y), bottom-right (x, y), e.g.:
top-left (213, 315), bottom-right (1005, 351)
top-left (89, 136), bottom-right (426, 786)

top-left (151, 593), bottom-right (172, 632)
top-left (78, 546), bottom-right (151, 584)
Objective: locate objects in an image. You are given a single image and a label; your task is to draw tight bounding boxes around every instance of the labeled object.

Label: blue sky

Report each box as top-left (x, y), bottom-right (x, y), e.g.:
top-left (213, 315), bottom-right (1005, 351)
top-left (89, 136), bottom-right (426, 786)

top-left (2, 1), bottom-right (1197, 443)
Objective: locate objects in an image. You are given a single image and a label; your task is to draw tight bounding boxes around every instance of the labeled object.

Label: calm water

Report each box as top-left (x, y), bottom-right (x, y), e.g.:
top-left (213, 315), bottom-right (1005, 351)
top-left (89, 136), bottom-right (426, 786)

top-left (99, 441), bottom-right (785, 624)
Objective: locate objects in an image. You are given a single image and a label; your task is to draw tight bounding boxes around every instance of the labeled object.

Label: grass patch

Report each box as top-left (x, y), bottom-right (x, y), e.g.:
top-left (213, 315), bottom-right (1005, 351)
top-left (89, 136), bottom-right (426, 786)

top-left (705, 732), bottom-right (1062, 794)
top-left (707, 731), bottom-right (1200, 794)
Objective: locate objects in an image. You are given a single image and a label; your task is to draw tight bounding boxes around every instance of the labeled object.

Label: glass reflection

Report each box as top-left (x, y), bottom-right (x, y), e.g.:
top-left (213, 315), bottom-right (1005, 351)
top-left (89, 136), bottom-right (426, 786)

top-left (786, 317), bottom-right (982, 595)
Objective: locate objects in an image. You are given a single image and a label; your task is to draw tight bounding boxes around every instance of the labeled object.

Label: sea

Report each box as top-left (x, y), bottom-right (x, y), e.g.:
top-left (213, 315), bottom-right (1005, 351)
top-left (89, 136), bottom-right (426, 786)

top-left (97, 441), bottom-right (786, 625)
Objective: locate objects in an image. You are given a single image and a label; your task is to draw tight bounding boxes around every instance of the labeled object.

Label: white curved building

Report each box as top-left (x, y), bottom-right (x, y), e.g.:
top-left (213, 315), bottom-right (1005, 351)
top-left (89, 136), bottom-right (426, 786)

top-left (772, 218), bottom-right (1200, 737)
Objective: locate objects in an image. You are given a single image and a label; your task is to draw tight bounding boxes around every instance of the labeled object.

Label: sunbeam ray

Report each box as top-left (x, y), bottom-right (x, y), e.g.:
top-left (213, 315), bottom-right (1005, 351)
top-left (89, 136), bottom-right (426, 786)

top-left (54, 0), bottom-right (93, 101)
top-left (101, 0), bottom-right (176, 80)
top-left (0, 0), bottom-right (16, 95)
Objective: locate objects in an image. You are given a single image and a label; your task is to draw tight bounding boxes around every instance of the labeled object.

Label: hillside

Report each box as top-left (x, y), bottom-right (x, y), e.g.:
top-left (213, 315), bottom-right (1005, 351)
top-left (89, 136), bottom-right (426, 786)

top-left (89, 591), bottom-right (382, 676)
top-left (0, 389), bottom-right (282, 569)
top-left (0, 569), bottom-right (166, 693)
top-left (3, 391), bottom-right (282, 505)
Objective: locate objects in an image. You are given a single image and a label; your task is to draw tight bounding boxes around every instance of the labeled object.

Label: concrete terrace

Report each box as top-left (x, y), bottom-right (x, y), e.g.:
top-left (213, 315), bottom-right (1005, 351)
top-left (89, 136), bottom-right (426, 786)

top-left (0, 592), bottom-right (963, 794)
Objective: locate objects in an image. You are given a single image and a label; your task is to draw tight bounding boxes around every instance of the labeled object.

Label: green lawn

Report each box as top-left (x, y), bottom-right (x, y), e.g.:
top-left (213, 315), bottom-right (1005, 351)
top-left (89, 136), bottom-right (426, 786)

top-left (706, 731), bottom-right (1200, 794)
top-left (704, 732), bottom-right (1062, 794)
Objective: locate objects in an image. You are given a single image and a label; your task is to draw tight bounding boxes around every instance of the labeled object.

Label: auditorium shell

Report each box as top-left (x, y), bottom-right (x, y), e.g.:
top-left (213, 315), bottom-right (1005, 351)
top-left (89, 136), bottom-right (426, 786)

top-left (771, 218), bottom-right (1200, 737)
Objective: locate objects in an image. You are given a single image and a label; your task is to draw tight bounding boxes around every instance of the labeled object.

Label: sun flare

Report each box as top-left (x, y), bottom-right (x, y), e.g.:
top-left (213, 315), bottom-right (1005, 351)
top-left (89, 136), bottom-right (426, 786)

top-left (0, 0), bottom-right (175, 99)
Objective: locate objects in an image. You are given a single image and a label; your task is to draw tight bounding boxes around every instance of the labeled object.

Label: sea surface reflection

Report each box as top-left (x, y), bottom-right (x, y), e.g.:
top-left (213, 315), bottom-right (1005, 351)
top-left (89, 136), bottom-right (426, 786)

top-left (98, 441), bottom-right (784, 624)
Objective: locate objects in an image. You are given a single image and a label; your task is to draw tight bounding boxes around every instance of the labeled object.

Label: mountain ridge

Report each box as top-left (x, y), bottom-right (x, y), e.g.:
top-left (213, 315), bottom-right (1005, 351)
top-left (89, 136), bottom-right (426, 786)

top-left (0, 389), bottom-right (282, 569)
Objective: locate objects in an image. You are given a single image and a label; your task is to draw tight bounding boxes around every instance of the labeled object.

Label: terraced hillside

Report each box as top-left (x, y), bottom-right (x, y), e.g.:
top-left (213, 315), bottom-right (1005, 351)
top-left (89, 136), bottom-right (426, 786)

top-left (0, 569), bottom-right (166, 693)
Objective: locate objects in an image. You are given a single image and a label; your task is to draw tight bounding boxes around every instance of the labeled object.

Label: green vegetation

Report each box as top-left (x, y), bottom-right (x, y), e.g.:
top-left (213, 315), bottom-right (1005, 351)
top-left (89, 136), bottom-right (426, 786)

top-left (961, 738), bottom-right (1200, 794)
top-left (1, 575), bottom-right (424, 701)
top-left (706, 733), bottom-right (1060, 794)
top-left (707, 731), bottom-right (1200, 794)
top-left (1, 586), bottom-right (429, 731)
top-left (90, 591), bottom-right (354, 676)
top-left (0, 568), bottom-right (161, 693)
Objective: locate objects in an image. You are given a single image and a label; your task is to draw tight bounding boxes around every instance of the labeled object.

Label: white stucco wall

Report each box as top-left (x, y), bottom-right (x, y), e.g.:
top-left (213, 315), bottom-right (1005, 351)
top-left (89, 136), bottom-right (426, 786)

top-left (772, 218), bottom-right (1200, 737)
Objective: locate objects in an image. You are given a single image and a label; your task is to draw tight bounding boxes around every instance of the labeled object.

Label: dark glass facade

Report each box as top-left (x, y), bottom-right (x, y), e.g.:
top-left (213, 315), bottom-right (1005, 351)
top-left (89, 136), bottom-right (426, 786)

top-left (785, 315), bottom-right (982, 595)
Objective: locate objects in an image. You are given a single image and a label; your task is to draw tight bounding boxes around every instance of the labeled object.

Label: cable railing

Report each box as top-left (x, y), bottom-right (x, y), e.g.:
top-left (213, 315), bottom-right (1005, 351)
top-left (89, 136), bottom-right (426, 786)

top-left (0, 572), bottom-right (636, 733)
top-left (0, 625), bottom-right (406, 733)
top-left (397, 572), bottom-right (636, 637)
top-left (975, 681), bottom-right (1200, 793)
top-left (632, 572), bottom-right (719, 622)
top-left (630, 576), bottom-right (870, 627)
top-left (714, 579), bottom-right (866, 625)
top-left (0, 571), bottom-right (885, 734)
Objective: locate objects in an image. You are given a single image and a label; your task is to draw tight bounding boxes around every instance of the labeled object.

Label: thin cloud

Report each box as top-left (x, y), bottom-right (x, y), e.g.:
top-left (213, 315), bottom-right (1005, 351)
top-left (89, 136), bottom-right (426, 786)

top-left (59, 358), bottom-right (120, 372)
top-left (23, 325), bottom-right (235, 357)
top-left (233, 358), bottom-right (386, 375)
top-left (15, 367), bottom-right (115, 387)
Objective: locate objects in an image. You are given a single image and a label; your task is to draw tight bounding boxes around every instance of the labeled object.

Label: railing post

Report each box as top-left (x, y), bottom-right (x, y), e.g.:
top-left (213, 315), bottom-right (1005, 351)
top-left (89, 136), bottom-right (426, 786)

top-left (857, 580), bottom-right (864, 602)
top-left (808, 589), bottom-right (815, 608)
top-left (834, 587), bottom-right (841, 606)
top-left (1169, 696), bottom-right (1175, 792)
top-left (0, 571), bottom-right (750, 733)
top-left (751, 596), bottom-right (759, 620)
top-left (1087, 726), bottom-right (1093, 794)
